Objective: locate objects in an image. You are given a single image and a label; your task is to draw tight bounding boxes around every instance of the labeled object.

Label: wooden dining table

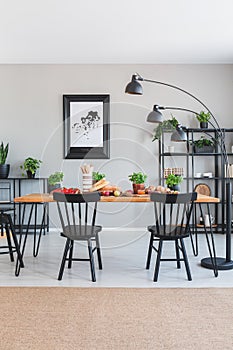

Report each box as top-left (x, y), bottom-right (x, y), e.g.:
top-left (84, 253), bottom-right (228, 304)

top-left (14, 192), bottom-right (220, 203)
top-left (13, 192), bottom-right (220, 277)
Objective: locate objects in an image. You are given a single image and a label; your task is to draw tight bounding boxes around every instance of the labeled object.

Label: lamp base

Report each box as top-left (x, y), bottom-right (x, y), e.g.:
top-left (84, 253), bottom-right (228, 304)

top-left (201, 257), bottom-right (233, 270)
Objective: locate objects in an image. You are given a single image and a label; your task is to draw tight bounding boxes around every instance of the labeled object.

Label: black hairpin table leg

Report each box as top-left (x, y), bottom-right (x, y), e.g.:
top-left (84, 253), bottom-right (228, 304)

top-left (15, 202), bottom-right (47, 275)
top-left (199, 203), bottom-right (218, 277)
top-left (15, 203), bottom-right (34, 276)
top-left (33, 203), bottom-right (46, 257)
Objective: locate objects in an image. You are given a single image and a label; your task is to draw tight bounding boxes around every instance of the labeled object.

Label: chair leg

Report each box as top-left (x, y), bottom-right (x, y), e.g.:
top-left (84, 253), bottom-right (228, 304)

top-left (7, 216), bottom-right (24, 270)
top-left (180, 238), bottom-right (192, 281)
top-left (11, 233), bottom-right (24, 269)
top-left (146, 232), bottom-right (154, 269)
top-left (175, 239), bottom-right (181, 269)
top-left (5, 224), bottom-right (14, 262)
top-left (68, 240), bottom-right (74, 269)
top-left (88, 239), bottom-right (96, 282)
top-left (95, 233), bottom-right (102, 270)
top-left (190, 204), bottom-right (199, 256)
top-left (153, 240), bottom-right (163, 282)
top-left (58, 238), bottom-right (71, 281)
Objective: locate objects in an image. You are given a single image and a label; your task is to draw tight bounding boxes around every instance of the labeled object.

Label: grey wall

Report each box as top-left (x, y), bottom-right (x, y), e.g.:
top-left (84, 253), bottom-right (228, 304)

top-left (1, 64), bottom-right (232, 228)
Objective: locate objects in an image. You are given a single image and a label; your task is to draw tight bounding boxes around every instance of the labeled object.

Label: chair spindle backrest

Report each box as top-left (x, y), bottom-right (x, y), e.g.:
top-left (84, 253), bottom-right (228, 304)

top-left (150, 192), bottom-right (197, 236)
top-left (53, 192), bottom-right (100, 236)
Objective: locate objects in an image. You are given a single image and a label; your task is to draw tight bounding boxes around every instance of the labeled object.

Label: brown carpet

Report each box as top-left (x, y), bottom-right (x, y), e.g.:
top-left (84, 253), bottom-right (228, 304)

top-left (0, 287), bottom-right (233, 350)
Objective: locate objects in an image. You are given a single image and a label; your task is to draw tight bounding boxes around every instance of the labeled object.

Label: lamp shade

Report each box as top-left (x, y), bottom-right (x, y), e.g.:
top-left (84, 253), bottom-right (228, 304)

top-left (125, 75), bottom-right (143, 95)
top-left (146, 105), bottom-right (163, 123)
top-left (171, 125), bottom-right (187, 142)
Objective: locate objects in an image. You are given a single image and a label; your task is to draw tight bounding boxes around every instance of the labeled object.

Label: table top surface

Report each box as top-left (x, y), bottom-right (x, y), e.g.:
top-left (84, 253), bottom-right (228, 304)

top-left (14, 193), bottom-right (220, 203)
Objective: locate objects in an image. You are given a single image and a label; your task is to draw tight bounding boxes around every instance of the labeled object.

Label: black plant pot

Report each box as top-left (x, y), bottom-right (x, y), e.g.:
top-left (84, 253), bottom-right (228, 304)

top-left (0, 164), bottom-right (10, 178)
top-left (194, 145), bottom-right (214, 154)
top-left (48, 183), bottom-right (61, 193)
top-left (200, 122), bottom-right (208, 129)
top-left (26, 170), bottom-right (35, 179)
top-left (168, 184), bottom-right (180, 191)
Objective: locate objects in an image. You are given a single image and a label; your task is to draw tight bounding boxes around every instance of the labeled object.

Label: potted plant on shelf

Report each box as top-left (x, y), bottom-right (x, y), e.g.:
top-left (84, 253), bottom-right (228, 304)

top-left (128, 172), bottom-right (147, 194)
top-left (165, 174), bottom-right (183, 191)
top-left (20, 157), bottom-right (42, 178)
top-left (92, 171), bottom-right (106, 184)
top-left (0, 142), bottom-right (10, 179)
top-left (196, 111), bottom-right (211, 129)
top-left (48, 171), bottom-right (64, 193)
top-left (192, 136), bottom-right (215, 153)
top-left (152, 116), bottom-right (179, 141)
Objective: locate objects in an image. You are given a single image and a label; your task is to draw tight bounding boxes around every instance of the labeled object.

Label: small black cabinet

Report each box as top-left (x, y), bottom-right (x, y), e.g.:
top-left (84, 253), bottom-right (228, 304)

top-left (0, 177), bottom-right (49, 232)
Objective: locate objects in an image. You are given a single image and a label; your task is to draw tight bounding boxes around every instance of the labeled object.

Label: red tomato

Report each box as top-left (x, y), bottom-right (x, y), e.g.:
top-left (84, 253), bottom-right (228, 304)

top-left (60, 187), bottom-right (80, 194)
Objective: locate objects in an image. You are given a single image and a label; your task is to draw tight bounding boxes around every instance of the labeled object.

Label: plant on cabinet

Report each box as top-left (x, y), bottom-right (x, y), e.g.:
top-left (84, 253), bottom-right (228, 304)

top-left (152, 116), bottom-right (179, 141)
top-left (192, 136), bottom-right (215, 153)
top-left (20, 157), bottom-right (42, 178)
top-left (165, 174), bottom-right (183, 191)
top-left (0, 142), bottom-right (10, 178)
top-left (196, 111), bottom-right (211, 129)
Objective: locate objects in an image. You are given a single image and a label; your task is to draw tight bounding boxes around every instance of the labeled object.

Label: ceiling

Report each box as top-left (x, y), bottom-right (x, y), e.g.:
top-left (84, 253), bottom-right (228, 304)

top-left (1, 0), bottom-right (233, 64)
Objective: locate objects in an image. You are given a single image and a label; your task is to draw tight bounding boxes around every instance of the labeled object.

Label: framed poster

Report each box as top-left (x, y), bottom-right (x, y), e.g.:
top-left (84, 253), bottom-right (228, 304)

top-left (63, 94), bottom-right (110, 159)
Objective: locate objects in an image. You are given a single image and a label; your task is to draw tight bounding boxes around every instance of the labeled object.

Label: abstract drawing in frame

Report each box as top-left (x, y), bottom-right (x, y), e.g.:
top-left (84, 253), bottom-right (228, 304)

top-left (63, 94), bottom-right (110, 159)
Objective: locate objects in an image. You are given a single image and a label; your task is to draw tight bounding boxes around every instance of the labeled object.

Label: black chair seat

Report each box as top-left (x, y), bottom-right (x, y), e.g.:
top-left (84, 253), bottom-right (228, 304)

top-left (148, 225), bottom-right (189, 239)
top-left (62, 225), bottom-right (102, 240)
top-left (0, 213), bottom-right (11, 225)
top-left (0, 208), bottom-right (14, 224)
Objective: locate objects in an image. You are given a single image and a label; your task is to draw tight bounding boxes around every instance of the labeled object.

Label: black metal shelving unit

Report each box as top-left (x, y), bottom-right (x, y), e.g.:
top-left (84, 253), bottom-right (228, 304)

top-left (159, 127), bottom-right (233, 234)
top-left (222, 128), bottom-right (233, 233)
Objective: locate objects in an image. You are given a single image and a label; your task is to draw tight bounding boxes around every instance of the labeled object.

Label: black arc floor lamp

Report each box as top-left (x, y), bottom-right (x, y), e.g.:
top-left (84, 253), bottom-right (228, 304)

top-left (125, 73), bottom-right (233, 271)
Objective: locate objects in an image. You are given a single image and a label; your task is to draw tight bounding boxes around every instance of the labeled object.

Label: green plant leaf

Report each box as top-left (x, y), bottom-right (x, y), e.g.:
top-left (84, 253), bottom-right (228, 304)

top-left (152, 116), bottom-right (179, 141)
top-left (48, 171), bottom-right (64, 185)
top-left (191, 136), bottom-right (215, 148)
top-left (128, 172), bottom-right (147, 184)
top-left (21, 157), bottom-right (42, 175)
top-left (196, 111), bottom-right (211, 123)
top-left (92, 172), bottom-right (105, 181)
top-left (165, 174), bottom-right (183, 187)
top-left (0, 142), bottom-right (9, 164)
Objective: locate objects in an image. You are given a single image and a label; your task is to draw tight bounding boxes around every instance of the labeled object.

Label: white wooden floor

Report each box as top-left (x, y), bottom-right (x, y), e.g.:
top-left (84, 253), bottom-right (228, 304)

top-left (0, 229), bottom-right (232, 287)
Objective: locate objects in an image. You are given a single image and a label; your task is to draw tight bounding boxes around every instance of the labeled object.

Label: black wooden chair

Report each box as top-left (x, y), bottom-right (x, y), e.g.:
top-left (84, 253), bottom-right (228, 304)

top-left (0, 208), bottom-right (24, 276)
top-left (146, 192), bottom-right (197, 282)
top-left (53, 192), bottom-right (102, 281)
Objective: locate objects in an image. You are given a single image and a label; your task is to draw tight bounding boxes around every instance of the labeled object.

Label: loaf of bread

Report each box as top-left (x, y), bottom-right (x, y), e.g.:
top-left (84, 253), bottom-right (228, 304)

top-left (89, 179), bottom-right (110, 192)
top-left (100, 185), bottom-right (120, 192)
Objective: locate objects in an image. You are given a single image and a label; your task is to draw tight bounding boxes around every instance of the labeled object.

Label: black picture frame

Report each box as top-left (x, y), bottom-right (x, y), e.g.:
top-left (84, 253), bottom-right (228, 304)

top-left (63, 94), bottom-right (110, 159)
